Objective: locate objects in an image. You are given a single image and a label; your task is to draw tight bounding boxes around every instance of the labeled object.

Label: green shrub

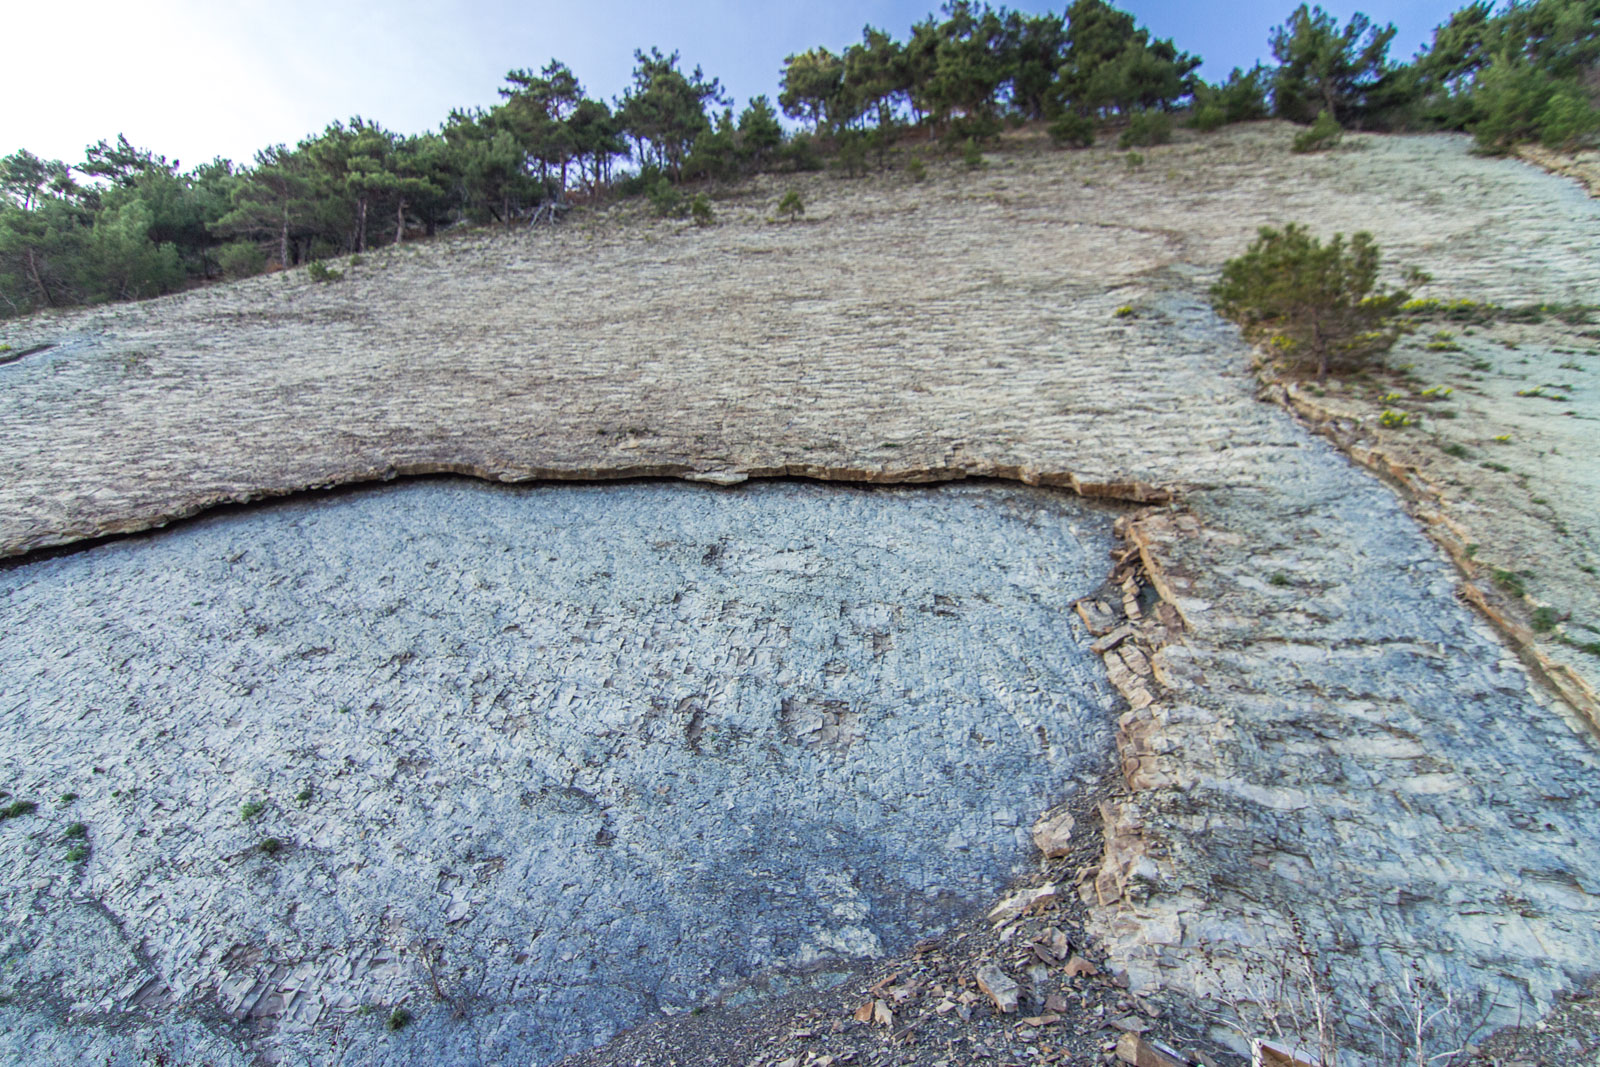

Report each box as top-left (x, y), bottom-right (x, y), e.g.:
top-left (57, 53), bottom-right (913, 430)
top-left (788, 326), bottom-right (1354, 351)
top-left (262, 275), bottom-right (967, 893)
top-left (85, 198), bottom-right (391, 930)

top-left (1190, 64), bottom-right (1271, 131)
top-left (1493, 569), bottom-right (1528, 597)
top-left (240, 798), bottom-right (265, 820)
top-left (944, 114), bottom-right (1001, 150)
top-left (616, 164), bottom-right (669, 197)
top-left (1292, 110), bottom-right (1344, 153)
top-left (65, 844), bottom-right (89, 863)
top-left (217, 240), bottom-right (266, 280)
top-left (905, 156), bottom-right (927, 182)
top-left (1189, 105), bottom-right (1228, 132)
top-left (689, 193), bottom-right (714, 227)
top-left (0, 800), bottom-right (37, 820)
top-left (961, 137), bottom-right (987, 169)
top-left (306, 261), bottom-right (343, 283)
top-left (776, 189), bottom-right (804, 219)
top-left (647, 177), bottom-right (683, 218)
top-left (780, 134), bottom-right (824, 172)
top-left (1379, 409), bottom-right (1415, 428)
top-left (1119, 111), bottom-right (1172, 149)
top-left (387, 1007), bottom-right (413, 1031)
top-left (834, 130), bottom-right (868, 178)
top-left (1212, 223), bottom-right (1411, 382)
top-left (259, 837), bottom-right (283, 855)
top-left (1470, 59), bottom-right (1600, 154)
top-left (1048, 113), bottom-right (1096, 148)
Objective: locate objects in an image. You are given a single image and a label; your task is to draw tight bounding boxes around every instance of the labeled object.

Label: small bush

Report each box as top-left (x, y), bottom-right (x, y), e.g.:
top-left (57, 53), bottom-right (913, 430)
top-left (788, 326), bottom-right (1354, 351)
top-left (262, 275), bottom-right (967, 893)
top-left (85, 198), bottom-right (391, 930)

top-left (776, 189), bottom-right (804, 219)
top-left (306, 261), bottom-right (343, 283)
top-left (944, 113), bottom-right (1001, 149)
top-left (1532, 607), bottom-right (1560, 633)
top-left (0, 800), bottom-right (37, 820)
top-left (961, 138), bottom-right (987, 169)
top-left (1190, 64), bottom-right (1271, 130)
top-left (905, 156), bottom-right (927, 182)
top-left (1292, 110), bottom-right (1343, 153)
top-left (386, 1007), bottom-right (413, 1031)
top-left (1442, 442), bottom-right (1471, 458)
top-left (781, 134), bottom-right (824, 172)
top-left (1048, 113), bottom-right (1095, 148)
top-left (689, 193), bottom-right (714, 227)
top-left (259, 837), bottom-right (283, 855)
top-left (63, 822), bottom-right (87, 840)
top-left (1125, 151), bottom-right (1145, 168)
top-left (647, 178), bottom-right (683, 218)
top-left (65, 845), bottom-right (89, 864)
top-left (615, 163), bottom-right (668, 197)
top-left (1119, 111), bottom-right (1172, 149)
top-left (218, 240), bottom-right (266, 280)
top-left (240, 799), bottom-right (265, 820)
top-left (1493, 569), bottom-right (1528, 598)
top-left (1189, 105), bottom-right (1228, 132)
top-left (1212, 223), bottom-right (1411, 382)
top-left (835, 131), bottom-right (868, 178)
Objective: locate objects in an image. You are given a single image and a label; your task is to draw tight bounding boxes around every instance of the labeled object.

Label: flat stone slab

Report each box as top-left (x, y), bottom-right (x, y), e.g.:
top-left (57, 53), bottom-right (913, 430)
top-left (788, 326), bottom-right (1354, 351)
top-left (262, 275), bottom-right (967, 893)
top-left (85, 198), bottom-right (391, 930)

top-left (0, 479), bottom-right (1120, 1066)
top-left (4, 128), bottom-right (1598, 559)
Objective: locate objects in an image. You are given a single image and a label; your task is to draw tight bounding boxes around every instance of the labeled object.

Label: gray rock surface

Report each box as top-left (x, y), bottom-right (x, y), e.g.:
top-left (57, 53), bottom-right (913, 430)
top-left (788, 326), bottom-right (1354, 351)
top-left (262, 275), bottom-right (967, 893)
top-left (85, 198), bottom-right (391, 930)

top-left (0, 480), bottom-right (1120, 1066)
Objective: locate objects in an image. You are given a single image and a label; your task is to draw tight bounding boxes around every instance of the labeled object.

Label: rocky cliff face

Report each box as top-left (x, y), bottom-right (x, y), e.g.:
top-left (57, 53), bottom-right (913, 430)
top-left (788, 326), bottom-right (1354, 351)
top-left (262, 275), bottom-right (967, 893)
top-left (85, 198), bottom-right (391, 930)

top-left (0, 480), bottom-right (1123, 1065)
top-left (1, 124), bottom-right (1597, 1065)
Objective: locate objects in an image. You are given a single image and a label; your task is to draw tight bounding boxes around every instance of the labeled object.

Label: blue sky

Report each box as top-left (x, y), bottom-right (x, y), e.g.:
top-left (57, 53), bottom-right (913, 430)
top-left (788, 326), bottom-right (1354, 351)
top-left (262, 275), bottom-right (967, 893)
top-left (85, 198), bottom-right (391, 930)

top-left (5, 0), bottom-right (1469, 170)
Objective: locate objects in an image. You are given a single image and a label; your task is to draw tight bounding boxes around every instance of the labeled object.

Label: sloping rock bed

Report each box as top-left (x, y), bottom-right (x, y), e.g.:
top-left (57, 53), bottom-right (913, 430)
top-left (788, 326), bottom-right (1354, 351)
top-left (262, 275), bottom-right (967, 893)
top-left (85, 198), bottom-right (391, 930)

top-left (0, 479), bottom-right (1121, 1066)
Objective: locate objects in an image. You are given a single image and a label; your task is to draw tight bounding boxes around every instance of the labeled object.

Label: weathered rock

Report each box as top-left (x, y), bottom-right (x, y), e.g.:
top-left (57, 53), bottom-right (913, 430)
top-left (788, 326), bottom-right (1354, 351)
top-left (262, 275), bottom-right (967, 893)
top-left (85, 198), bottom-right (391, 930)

top-left (987, 884), bottom-right (1060, 925)
top-left (1116, 1033), bottom-right (1188, 1067)
top-left (1032, 810), bottom-right (1076, 858)
top-left (1065, 956), bottom-right (1100, 979)
top-left (974, 964), bottom-right (1020, 1014)
top-left (0, 481), bottom-right (1118, 1066)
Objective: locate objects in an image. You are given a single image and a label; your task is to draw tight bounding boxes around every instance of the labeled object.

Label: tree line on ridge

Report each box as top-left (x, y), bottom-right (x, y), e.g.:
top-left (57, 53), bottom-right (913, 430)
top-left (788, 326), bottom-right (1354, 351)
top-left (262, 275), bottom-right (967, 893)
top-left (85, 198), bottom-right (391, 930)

top-left (0, 0), bottom-right (1595, 319)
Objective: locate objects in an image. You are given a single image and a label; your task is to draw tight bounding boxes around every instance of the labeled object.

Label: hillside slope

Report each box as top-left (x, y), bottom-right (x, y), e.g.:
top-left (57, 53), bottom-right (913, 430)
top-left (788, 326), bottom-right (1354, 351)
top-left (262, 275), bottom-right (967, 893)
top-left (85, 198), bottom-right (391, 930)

top-left (2, 123), bottom-right (1598, 1066)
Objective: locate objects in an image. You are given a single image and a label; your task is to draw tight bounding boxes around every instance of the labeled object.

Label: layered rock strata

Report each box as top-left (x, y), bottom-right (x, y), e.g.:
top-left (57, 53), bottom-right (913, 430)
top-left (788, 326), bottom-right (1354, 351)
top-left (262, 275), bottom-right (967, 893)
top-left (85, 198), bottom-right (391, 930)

top-left (1, 125), bottom-right (1598, 1062)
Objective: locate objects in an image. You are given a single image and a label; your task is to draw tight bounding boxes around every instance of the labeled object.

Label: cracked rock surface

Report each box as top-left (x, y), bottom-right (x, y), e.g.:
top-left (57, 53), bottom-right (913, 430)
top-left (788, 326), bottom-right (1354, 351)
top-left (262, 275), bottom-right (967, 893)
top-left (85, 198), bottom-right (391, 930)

top-left (1, 124), bottom-right (1599, 1064)
top-left (0, 479), bottom-right (1119, 1066)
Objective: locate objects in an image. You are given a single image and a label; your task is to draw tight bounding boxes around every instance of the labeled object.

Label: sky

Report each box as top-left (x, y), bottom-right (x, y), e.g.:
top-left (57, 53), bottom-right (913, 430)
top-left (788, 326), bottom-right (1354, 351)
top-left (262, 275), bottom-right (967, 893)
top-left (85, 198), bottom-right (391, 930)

top-left (4, 0), bottom-right (1471, 170)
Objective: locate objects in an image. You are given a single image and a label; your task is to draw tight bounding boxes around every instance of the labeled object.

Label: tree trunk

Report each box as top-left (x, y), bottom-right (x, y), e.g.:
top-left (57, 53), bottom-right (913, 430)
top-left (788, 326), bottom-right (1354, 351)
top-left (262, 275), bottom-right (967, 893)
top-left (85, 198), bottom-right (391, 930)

top-left (24, 246), bottom-right (52, 307)
top-left (394, 198), bottom-right (406, 245)
top-left (279, 202), bottom-right (290, 270)
top-left (356, 196), bottom-right (368, 253)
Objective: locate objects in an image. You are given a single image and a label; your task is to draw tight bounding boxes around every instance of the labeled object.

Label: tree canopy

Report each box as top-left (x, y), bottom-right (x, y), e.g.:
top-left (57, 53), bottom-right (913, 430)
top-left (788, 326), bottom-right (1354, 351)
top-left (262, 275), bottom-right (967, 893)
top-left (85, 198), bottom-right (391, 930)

top-left (3, 0), bottom-right (1597, 320)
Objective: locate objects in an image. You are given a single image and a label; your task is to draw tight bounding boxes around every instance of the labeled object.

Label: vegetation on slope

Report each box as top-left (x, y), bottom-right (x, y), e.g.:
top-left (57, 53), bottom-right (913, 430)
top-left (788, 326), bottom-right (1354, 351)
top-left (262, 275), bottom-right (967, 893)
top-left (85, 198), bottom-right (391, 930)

top-left (0, 0), bottom-right (1595, 320)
